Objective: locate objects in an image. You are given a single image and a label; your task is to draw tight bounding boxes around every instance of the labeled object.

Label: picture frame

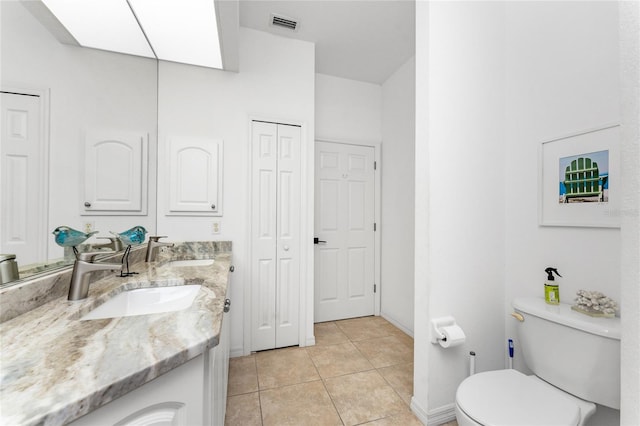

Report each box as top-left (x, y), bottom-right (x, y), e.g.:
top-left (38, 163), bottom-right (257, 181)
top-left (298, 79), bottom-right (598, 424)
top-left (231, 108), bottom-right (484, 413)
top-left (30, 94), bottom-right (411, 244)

top-left (539, 124), bottom-right (620, 228)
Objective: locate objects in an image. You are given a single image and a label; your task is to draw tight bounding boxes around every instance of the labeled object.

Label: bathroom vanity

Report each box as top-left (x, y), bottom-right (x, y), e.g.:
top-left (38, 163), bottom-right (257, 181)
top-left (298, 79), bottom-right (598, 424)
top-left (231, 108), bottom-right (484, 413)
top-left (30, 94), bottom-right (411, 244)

top-left (0, 241), bottom-right (232, 426)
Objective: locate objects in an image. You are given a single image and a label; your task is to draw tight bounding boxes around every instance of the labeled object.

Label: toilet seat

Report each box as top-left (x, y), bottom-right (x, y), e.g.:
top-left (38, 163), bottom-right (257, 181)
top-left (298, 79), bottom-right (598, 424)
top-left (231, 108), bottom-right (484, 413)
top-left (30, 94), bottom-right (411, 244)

top-left (456, 369), bottom-right (589, 426)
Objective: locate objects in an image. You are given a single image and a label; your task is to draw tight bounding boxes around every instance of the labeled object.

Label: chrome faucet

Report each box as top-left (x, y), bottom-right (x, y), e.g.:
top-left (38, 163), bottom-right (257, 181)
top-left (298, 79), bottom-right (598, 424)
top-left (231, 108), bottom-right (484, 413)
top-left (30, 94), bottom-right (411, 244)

top-left (93, 236), bottom-right (124, 252)
top-left (145, 236), bottom-right (174, 262)
top-left (68, 252), bottom-right (122, 301)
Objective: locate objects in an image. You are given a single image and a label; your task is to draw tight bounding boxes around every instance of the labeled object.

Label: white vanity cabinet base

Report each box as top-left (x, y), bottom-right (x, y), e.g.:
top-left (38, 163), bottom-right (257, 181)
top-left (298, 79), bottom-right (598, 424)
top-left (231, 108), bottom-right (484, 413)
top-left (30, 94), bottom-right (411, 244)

top-left (70, 304), bottom-right (231, 426)
top-left (208, 310), bottom-right (230, 425)
top-left (71, 353), bottom-right (205, 426)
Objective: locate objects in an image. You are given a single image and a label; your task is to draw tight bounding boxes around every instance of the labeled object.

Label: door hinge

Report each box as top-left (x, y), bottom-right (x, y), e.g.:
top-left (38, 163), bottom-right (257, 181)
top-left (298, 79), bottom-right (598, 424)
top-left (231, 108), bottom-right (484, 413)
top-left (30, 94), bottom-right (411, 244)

top-left (374, 223), bottom-right (377, 231)
top-left (374, 161), bottom-right (377, 170)
top-left (374, 284), bottom-right (377, 293)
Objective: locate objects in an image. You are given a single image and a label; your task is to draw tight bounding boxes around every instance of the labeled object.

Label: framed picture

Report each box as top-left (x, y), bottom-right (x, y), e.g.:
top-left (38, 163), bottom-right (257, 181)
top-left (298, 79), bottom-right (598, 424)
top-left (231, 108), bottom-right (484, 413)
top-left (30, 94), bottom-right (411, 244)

top-left (539, 124), bottom-right (620, 228)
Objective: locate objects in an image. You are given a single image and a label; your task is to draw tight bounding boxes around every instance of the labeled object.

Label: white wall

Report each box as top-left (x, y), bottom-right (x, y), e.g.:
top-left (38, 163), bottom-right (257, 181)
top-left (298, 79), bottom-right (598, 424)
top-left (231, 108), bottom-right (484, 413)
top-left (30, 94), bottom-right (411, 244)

top-left (413, 2), bottom-right (507, 422)
top-left (503, 3), bottom-right (622, 424)
top-left (315, 74), bottom-right (381, 144)
top-left (503, 0), bottom-right (621, 335)
top-left (1, 2), bottom-right (158, 260)
top-left (412, 1), bottom-right (430, 420)
top-left (619, 2), bottom-right (640, 425)
top-left (381, 57), bottom-right (416, 334)
top-left (157, 28), bottom-right (315, 356)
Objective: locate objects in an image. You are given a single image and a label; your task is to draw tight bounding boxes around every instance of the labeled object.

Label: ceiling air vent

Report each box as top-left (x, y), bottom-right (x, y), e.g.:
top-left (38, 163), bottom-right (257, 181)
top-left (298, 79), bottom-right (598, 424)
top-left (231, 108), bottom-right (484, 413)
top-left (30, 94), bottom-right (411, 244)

top-left (271, 14), bottom-right (298, 31)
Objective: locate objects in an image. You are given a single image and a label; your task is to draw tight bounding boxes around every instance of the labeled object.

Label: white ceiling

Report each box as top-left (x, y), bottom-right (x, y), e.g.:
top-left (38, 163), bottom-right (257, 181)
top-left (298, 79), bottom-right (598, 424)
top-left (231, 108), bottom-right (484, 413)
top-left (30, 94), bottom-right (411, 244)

top-left (239, 0), bottom-right (415, 85)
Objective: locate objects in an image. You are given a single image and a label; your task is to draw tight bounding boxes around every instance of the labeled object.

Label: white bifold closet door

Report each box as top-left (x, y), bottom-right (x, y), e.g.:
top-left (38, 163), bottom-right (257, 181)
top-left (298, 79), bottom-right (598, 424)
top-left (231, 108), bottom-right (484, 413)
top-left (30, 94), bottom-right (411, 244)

top-left (251, 121), bottom-right (301, 351)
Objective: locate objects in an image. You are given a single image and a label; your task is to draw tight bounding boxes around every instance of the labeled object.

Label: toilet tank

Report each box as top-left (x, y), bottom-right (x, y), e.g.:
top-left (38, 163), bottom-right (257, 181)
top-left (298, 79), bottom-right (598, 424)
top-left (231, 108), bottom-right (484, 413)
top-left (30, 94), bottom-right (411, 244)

top-left (513, 297), bottom-right (620, 409)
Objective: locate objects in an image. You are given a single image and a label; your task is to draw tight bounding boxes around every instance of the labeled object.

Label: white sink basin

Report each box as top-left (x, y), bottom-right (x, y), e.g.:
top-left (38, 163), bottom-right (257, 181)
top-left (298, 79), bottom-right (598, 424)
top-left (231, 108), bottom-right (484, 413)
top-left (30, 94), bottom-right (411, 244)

top-left (167, 259), bottom-right (214, 267)
top-left (81, 285), bottom-right (202, 320)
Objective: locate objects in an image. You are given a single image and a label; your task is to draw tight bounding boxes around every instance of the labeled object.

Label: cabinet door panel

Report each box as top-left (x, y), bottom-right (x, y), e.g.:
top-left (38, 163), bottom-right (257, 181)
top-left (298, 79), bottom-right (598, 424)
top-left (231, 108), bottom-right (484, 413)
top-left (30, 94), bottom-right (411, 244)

top-left (168, 137), bottom-right (222, 215)
top-left (70, 355), bottom-right (204, 426)
top-left (83, 129), bottom-right (148, 214)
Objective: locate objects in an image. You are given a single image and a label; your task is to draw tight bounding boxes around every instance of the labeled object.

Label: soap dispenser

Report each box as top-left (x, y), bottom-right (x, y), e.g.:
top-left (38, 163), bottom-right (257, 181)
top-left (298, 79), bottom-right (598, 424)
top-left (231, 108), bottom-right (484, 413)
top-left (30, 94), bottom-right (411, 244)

top-left (544, 267), bottom-right (562, 305)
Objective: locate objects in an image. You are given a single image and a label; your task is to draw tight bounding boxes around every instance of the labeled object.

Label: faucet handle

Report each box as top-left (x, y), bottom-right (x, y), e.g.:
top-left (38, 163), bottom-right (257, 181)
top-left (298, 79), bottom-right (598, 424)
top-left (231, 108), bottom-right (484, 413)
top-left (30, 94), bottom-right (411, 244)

top-left (76, 252), bottom-right (108, 262)
top-left (149, 236), bottom-right (168, 242)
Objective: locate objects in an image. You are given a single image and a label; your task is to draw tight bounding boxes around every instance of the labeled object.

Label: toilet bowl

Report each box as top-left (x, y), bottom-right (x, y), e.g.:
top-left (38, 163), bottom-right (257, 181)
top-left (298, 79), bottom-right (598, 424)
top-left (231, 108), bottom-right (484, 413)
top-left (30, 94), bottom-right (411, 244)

top-left (455, 369), bottom-right (595, 426)
top-left (454, 297), bottom-right (620, 426)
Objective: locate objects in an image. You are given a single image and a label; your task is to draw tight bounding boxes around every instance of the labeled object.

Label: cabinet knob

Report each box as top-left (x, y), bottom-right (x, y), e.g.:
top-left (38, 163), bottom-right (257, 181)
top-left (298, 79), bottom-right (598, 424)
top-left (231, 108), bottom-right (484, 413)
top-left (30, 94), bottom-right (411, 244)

top-left (229, 265), bottom-right (235, 272)
top-left (283, 245), bottom-right (290, 251)
top-left (211, 204), bottom-right (216, 210)
top-left (224, 298), bottom-right (231, 313)
top-left (84, 202), bottom-right (92, 208)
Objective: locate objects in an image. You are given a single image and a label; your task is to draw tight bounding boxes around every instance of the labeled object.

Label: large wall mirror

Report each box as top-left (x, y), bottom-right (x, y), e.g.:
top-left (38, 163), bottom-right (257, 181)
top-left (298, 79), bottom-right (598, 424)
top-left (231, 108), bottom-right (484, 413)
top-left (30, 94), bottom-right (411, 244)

top-left (1, 1), bottom-right (158, 283)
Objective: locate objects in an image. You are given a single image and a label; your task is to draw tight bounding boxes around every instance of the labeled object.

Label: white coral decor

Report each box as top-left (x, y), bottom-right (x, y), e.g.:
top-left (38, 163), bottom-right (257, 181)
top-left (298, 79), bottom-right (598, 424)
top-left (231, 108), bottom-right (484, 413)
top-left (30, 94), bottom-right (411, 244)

top-left (574, 290), bottom-right (618, 315)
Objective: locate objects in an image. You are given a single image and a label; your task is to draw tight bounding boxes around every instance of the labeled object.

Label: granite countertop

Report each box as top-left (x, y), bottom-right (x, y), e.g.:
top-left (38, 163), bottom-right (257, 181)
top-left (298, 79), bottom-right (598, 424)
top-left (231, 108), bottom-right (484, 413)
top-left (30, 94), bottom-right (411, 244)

top-left (0, 243), bottom-right (231, 426)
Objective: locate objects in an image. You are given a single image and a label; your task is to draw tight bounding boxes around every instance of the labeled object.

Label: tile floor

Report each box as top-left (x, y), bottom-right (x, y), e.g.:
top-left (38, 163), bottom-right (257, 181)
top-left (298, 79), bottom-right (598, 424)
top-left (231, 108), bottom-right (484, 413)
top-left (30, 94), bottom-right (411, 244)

top-left (225, 316), bottom-right (459, 426)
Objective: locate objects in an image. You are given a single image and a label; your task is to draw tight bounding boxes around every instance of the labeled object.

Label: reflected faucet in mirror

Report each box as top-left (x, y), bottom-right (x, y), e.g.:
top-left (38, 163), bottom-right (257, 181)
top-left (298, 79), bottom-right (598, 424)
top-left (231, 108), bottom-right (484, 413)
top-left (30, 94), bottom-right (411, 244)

top-left (0, 254), bottom-right (20, 285)
top-left (93, 237), bottom-right (125, 252)
top-left (146, 236), bottom-right (174, 262)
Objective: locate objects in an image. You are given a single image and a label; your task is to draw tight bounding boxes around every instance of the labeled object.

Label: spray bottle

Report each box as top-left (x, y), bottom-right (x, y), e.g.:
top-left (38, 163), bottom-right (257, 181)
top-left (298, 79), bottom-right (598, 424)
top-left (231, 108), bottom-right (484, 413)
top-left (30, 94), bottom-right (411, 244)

top-left (544, 267), bottom-right (562, 305)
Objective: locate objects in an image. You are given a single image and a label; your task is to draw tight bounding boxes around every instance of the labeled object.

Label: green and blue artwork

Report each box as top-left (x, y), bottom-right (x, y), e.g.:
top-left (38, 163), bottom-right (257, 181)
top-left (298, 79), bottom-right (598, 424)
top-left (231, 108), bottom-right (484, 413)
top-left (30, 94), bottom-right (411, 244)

top-left (559, 150), bottom-right (609, 203)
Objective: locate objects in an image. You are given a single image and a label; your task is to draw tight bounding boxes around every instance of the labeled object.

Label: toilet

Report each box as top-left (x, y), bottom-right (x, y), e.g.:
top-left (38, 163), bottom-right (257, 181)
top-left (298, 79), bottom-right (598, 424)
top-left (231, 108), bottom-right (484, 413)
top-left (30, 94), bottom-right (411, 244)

top-left (455, 297), bottom-right (621, 426)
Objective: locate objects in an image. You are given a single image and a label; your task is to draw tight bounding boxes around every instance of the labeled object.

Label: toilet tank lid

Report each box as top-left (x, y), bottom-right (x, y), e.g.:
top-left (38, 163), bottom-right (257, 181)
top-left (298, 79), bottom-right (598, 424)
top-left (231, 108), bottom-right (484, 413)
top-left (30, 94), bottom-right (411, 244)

top-left (513, 297), bottom-right (621, 340)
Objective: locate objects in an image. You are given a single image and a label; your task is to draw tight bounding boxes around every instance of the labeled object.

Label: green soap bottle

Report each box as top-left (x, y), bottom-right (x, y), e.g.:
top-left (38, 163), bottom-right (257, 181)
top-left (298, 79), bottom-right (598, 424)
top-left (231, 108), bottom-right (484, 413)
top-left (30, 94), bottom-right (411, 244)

top-left (544, 267), bottom-right (562, 305)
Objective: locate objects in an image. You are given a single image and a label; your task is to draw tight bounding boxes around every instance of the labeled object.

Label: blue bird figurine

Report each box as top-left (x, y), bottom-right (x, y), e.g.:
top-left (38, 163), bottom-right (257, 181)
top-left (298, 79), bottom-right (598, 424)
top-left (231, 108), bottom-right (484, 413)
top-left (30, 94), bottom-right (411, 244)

top-left (111, 226), bottom-right (147, 246)
top-left (52, 226), bottom-right (98, 248)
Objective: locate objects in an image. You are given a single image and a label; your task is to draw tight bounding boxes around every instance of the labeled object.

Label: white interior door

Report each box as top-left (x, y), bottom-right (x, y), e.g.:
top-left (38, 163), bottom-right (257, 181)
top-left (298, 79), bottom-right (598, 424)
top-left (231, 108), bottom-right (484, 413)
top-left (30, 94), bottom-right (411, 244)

top-left (314, 141), bottom-right (375, 322)
top-left (251, 121), bottom-right (301, 351)
top-left (1, 91), bottom-right (46, 267)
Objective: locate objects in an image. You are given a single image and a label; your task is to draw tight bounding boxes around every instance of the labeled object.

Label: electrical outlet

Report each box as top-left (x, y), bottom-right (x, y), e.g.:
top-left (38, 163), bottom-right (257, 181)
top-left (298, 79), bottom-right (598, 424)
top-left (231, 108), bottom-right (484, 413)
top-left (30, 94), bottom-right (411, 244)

top-left (83, 221), bottom-right (95, 234)
top-left (212, 221), bottom-right (221, 235)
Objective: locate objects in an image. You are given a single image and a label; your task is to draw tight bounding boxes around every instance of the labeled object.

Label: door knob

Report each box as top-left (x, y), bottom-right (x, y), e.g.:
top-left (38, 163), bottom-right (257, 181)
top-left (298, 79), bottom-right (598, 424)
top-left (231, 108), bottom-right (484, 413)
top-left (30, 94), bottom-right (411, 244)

top-left (314, 237), bottom-right (327, 244)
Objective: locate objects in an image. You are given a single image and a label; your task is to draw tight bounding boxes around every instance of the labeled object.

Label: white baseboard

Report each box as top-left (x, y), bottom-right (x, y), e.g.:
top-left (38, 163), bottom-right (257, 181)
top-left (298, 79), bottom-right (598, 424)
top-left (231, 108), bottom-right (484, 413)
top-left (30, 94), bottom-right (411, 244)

top-left (381, 311), bottom-right (414, 337)
top-left (410, 398), bottom-right (457, 426)
top-left (428, 403), bottom-right (456, 425)
top-left (230, 347), bottom-right (245, 358)
top-left (410, 397), bottom-right (429, 424)
top-left (304, 336), bottom-right (316, 347)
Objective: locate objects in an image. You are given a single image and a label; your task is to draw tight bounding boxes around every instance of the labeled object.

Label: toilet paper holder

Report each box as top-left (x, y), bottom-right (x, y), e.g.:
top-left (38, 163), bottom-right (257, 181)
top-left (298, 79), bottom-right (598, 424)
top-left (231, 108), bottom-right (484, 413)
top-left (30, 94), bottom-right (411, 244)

top-left (430, 316), bottom-right (464, 344)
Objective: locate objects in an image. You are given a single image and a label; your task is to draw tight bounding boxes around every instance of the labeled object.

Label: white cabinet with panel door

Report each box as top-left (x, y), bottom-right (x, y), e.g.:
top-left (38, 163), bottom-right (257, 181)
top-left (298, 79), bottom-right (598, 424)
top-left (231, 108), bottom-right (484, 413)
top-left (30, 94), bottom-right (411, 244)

top-left (70, 353), bottom-right (205, 426)
top-left (82, 128), bottom-right (148, 215)
top-left (207, 286), bottom-right (231, 425)
top-left (250, 121), bottom-right (301, 351)
top-left (167, 137), bottom-right (223, 216)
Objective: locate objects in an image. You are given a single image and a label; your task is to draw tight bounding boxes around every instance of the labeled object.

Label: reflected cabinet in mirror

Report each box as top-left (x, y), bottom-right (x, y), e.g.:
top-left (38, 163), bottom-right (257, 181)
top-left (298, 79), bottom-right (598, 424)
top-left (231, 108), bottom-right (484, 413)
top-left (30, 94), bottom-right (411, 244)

top-left (0, 1), bottom-right (158, 283)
